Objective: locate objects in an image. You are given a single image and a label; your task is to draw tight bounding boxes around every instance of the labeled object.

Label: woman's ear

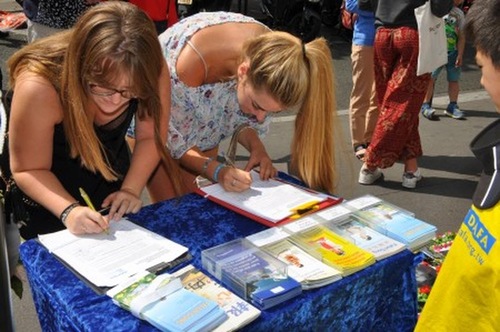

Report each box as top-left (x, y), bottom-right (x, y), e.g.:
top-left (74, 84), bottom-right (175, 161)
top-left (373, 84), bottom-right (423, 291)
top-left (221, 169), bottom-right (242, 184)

top-left (237, 61), bottom-right (250, 79)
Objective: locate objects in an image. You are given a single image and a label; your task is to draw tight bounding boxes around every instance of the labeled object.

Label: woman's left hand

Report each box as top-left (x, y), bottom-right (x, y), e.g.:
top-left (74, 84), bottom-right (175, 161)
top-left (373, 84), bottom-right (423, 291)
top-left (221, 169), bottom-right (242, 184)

top-left (102, 189), bottom-right (142, 221)
top-left (237, 127), bottom-right (277, 179)
top-left (245, 149), bottom-right (277, 180)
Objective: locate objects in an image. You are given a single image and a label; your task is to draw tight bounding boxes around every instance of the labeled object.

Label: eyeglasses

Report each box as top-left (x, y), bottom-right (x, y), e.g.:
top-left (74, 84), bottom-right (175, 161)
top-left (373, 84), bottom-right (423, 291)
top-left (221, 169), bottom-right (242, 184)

top-left (88, 83), bottom-right (136, 99)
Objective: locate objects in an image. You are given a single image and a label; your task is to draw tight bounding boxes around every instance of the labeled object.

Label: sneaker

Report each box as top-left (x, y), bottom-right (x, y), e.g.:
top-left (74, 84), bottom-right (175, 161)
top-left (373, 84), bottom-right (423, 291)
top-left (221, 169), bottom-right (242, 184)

top-left (359, 166), bottom-right (383, 185)
top-left (444, 104), bottom-right (465, 119)
top-left (421, 105), bottom-right (436, 120)
top-left (402, 169), bottom-right (423, 189)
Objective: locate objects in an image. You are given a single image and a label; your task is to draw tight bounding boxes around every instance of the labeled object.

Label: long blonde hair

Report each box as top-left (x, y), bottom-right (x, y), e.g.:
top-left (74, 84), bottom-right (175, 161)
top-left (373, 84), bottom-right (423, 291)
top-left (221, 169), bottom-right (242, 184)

top-left (8, 2), bottom-right (182, 192)
top-left (243, 32), bottom-right (339, 194)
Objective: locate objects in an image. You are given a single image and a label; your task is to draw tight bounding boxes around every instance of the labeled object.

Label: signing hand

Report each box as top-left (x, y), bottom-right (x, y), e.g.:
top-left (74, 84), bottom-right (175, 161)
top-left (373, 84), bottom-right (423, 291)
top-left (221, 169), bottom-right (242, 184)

top-left (64, 206), bottom-right (109, 235)
top-left (218, 166), bottom-right (252, 192)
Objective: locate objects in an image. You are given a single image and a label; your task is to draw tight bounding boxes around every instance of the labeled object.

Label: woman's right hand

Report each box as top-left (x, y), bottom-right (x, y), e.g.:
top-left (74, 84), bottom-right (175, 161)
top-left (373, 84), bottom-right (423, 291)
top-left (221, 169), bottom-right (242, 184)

top-left (64, 206), bottom-right (110, 235)
top-left (218, 166), bottom-right (252, 192)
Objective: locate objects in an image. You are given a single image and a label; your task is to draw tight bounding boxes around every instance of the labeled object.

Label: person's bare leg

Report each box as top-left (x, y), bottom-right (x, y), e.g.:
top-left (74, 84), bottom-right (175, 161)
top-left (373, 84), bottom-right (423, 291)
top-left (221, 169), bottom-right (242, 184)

top-left (448, 81), bottom-right (459, 103)
top-left (404, 158), bottom-right (418, 173)
top-left (422, 79), bottom-right (435, 104)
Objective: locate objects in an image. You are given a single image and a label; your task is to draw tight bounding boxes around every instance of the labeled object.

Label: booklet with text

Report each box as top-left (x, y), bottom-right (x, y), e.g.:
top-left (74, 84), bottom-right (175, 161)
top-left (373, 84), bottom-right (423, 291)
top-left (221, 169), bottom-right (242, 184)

top-left (246, 227), bottom-right (342, 289)
top-left (196, 171), bottom-right (342, 227)
top-left (107, 272), bottom-right (227, 332)
top-left (172, 264), bottom-right (261, 332)
top-left (344, 195), bottom-right (437, 251)
top-left (310, 204), bottom-right (407, 260)
top-left (283, 217), bottom-right (376, 276)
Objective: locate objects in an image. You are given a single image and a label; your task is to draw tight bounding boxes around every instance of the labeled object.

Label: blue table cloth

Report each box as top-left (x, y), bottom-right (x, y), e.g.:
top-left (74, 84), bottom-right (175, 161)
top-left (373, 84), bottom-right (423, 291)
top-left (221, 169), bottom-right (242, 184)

top-left (19, 186), bottom-right (419, 332)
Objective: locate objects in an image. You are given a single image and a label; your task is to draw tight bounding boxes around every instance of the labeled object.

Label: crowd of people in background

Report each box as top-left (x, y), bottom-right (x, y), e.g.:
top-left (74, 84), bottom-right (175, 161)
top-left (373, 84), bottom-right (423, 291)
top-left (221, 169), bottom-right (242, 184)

top-left (0, 0), bottom-right (488, 239)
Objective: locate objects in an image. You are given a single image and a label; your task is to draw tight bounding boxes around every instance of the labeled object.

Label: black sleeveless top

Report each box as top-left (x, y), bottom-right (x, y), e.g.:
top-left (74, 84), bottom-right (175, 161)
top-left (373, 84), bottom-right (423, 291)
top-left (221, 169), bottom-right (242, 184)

top-left (18, 100), bottom-right (138, 239)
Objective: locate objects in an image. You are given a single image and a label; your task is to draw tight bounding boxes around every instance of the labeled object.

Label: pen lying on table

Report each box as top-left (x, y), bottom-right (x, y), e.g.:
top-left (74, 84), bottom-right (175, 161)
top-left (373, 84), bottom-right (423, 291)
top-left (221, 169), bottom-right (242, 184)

top-left (79, 187), bottom-right (110, 234)
top-left (289, 201), bottom-right (321, 219)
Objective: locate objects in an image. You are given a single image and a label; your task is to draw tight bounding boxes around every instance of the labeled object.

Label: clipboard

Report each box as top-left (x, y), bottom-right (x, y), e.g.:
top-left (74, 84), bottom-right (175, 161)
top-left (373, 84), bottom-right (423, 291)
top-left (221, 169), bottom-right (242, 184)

top-left (37, 218), bottom-right (192, 295)
top-left (196, 172), bottom-right (343, 228)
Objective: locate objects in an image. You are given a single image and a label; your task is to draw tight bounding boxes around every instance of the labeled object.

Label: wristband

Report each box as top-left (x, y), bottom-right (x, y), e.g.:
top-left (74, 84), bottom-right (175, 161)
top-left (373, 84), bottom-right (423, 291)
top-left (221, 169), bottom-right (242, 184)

top-left (60, 202), bottom-right (80, 225)
top-left (201, 157), bottom-right (213, 177)
top-left (212, 163), bottom-right (226, 183)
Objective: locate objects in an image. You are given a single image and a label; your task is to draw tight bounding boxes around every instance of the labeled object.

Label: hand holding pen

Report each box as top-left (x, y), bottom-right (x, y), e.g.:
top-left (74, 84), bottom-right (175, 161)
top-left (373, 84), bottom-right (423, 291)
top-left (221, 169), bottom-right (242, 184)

top-left (79, 187), bottom-right (110, 234)
top-left (220, 152), bottom-right (252, 192)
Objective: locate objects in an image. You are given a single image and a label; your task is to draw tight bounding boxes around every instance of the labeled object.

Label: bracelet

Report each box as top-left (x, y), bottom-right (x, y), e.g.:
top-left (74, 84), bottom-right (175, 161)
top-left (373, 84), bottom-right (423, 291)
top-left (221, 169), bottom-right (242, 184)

top-left (212, 163), bottom-right (227, 183)
top-left (201, 157), bottom-right (213, 177)
top-left (60, 202), bottom-right (80, 225)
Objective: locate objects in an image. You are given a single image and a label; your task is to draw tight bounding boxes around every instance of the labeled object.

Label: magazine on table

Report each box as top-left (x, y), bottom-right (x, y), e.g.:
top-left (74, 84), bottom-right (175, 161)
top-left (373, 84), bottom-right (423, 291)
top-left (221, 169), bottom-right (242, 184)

top-left (196, 170), bottom-right (342, 227)
top-left (37, 218), bottom-right (190, 293)
top-left (343, 195), bottom-right (437, 251)
top-left (283, 216), bottom-right (376, 276)
top-left (107, 272), bottom-right (227, 332)
top-left (311, 204), bottom-right (407, 260)
top-left (172, 264), bottom-right (261, 332)
top-left (246, 227), bottom-right (342, 289)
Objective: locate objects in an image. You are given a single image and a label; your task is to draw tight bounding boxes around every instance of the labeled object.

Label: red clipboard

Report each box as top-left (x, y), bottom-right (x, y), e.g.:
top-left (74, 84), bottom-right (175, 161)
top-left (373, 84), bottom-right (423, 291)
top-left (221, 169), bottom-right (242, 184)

top-left (195, 176), bottom-right (343, 228)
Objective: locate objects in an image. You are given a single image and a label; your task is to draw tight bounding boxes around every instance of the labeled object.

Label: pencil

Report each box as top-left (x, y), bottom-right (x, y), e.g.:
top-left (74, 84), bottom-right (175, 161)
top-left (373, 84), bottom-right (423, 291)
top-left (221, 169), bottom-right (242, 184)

top-left (79, 187), bottom-right (109, 234)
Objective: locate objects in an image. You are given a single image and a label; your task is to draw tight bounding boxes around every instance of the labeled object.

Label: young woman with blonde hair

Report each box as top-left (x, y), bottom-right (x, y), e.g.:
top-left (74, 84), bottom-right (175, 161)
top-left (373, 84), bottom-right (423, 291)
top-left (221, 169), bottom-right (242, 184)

top-left (4, 1), bottom-right (180, 239)
top-left (143, 12), bottom-right (340, 201)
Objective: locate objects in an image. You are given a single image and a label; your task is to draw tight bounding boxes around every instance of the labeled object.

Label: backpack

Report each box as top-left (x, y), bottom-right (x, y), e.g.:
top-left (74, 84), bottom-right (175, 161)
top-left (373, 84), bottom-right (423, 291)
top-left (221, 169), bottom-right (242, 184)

top-left (340, 0), bottom-right (358, 31)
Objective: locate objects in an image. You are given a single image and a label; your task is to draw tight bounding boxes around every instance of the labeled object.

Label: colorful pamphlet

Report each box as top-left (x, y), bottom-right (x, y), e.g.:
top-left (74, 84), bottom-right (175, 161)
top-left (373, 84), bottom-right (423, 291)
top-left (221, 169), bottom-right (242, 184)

top-left (344, 195), bottom-right (437, 251)
top-left (246, 227), bottom-right (342, 289)
top-left (172, 264), bottom-right (261, 332)
top-left (283, 216), bottom-right (376, 276)
top-left (107, 272), bottom-right (227, 332)
top-left (311, 204), bottom-right (407, 260)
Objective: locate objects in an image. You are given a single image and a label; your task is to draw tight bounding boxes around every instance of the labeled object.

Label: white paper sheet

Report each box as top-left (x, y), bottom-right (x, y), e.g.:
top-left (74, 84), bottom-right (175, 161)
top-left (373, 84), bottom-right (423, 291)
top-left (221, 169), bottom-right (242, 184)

top-left (38, 218), bottom-right (188, 287)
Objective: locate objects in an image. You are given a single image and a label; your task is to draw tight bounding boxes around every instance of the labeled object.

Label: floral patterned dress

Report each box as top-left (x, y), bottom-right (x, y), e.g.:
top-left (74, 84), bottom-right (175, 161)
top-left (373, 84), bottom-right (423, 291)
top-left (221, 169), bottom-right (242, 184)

top-left (158, 12), bottom-right (271, 159)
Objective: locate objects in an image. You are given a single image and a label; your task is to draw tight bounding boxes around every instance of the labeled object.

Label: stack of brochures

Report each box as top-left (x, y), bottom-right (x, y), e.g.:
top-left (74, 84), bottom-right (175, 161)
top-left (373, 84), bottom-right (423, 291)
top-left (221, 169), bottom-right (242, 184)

top-left (310, 204), bottom-right (407, 260)
top-left (246, 227), bottom-right (343, 289)
top-left (283, 217), bottom-right (376, 276)
top-left (344, 195), bottom-right (437, 251)
top-left (201, 238), bottom-right (302, 310)
top-left (107, 272), bottom-right (228, 332)
top-left (172, 265), bottom-right (261, 332)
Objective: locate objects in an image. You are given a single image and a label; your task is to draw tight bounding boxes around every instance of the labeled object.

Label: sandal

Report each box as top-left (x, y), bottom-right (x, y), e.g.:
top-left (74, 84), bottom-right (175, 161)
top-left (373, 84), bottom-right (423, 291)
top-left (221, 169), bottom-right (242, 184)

top-left (354, 144), bottom-right (367, 161)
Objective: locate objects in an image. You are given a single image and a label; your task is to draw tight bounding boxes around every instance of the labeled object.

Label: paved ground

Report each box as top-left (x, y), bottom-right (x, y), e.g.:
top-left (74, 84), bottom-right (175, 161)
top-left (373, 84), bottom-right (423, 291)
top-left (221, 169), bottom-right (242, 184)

top-left (1, 1), bottom-right (497, 331)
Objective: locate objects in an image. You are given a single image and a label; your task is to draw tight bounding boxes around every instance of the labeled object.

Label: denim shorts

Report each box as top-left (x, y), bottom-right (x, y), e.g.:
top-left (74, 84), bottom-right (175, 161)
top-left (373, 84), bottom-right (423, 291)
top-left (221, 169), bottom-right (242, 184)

top-left (431, 50), bottom-right (461, 82)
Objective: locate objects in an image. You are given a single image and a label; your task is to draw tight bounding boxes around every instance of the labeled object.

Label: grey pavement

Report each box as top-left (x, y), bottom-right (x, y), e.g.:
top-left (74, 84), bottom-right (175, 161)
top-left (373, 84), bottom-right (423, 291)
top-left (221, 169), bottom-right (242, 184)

top-left (1, 0), bottom-right (498, 331)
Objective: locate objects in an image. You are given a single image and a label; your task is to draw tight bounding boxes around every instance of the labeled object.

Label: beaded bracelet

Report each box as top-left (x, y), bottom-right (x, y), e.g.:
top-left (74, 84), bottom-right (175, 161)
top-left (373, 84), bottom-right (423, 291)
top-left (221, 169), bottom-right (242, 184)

top-left (212, 163), bottom-right (227, 183)
top-left (60, 202), bottom-right (80, 225)
top-left (201, 157), bottom-right (213, 177)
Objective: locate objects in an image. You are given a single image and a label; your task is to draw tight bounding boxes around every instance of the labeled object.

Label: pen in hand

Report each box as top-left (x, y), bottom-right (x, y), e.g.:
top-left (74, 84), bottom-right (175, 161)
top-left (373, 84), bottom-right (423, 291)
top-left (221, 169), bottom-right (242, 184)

top-left (221, 152), bottom-right (254, 189)
top-left (222, 152), bottom-right (236, 168)
top-left (79, 187), bottom-right (109, 234)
